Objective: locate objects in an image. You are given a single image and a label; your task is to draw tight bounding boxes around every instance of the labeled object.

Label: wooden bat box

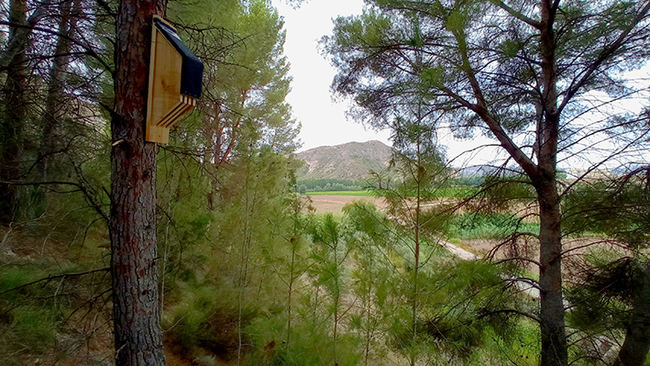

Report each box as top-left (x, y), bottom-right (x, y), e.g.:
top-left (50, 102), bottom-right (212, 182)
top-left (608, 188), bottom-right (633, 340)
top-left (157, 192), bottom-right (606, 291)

top-left (146, 16), bottom-right (204, 144)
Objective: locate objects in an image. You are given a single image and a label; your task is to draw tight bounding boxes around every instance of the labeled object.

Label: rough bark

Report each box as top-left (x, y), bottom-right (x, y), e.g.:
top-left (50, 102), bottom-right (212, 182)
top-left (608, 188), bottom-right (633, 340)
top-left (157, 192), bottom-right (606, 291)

top-left (536, 180), bottom-right (567, 366)
top-left (463, 2), bottom-right (568, 359)
top-left (37, 0), bottom-right (81, 180)
top-left (0, 0), bottom-right (28, 223)
top-left (207, 90), bottom-right (247, 210)
top-left (410, 136), bottom-right (421, 366)
top-left (0, 0), bottom-right (45, 72)
top-left (110, 1), bottom-right (167, 365)
top-left (536, 2), bottom-right (567, 365)
top-left (613, 263), bottom-right (650, 366)
top-left (286, 237), bottom-right (296, 349)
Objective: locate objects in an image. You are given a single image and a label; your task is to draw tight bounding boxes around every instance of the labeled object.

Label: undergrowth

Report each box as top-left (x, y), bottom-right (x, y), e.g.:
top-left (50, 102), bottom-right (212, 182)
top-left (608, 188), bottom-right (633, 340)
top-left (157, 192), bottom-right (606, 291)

top-left (448, 213), bottom-right (540, 240)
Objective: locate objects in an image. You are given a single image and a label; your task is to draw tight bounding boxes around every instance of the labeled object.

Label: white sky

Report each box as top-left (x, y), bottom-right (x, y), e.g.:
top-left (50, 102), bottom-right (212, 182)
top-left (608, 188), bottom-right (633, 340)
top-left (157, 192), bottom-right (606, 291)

top-left (272, 0), bottom-right (649, 170)
top-left (272, 0), bottom-right (507, 164)
top-left (272, 0), bottom-right (392, 152)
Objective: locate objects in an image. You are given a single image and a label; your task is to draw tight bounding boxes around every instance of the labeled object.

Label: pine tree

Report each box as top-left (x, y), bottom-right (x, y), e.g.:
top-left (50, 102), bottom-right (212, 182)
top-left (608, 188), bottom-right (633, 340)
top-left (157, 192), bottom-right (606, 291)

top-left (110, 1), bottom-right (167, 364)
top-left (325, 1), bottom-right (650, 364)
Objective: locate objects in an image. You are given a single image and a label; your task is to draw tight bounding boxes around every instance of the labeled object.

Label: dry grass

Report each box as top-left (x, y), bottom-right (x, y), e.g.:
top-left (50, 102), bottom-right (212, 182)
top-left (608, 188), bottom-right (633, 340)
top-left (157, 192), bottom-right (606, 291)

top-left (306, 195), bottom-right (388, 213)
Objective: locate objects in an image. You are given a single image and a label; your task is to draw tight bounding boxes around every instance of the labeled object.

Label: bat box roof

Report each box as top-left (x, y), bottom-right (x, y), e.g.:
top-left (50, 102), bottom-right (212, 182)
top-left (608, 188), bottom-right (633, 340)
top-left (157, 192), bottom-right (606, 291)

top-left (146, 16), bottom-right (204, 144)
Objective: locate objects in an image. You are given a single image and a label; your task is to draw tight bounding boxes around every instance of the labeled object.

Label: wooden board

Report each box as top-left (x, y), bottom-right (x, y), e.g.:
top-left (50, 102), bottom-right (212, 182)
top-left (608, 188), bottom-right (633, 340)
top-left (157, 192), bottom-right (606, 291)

top-left (145, 16), bottom-right (196, 144)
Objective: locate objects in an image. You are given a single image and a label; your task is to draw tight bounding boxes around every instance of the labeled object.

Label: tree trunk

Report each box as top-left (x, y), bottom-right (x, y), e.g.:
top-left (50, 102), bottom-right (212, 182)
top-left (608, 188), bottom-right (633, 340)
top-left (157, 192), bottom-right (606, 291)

top-left (410, 136), bottom-right (422, 366)
top-left (613, 263), bottom-right (650, 366)
top-left (333, 239), bottom-right (340, 366)
top-left (37, 0), bottom-right (81, 180)
top-left (286, 237), bottom-right (296, 350)
top-left (536, 180), bottom-right (567, 366)
top-left (110, 1), bottom-right (167, 365)
top-left (0, 0), bottom-right (28, 223)
top-left (537, 2), bottom-right (567, 365)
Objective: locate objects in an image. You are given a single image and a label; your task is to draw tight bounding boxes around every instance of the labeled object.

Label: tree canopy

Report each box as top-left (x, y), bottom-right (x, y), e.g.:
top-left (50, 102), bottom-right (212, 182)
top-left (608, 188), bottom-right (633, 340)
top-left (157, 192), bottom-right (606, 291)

top-left (325, 1), bottom-right (650, 365)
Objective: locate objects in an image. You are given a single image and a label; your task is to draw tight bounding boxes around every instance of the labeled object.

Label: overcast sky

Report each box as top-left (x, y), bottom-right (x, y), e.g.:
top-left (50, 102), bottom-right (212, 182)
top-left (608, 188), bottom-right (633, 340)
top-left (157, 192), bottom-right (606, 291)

top-left (271, 0), bottom-right (392, 152)
top-left (271, 0), bottom-right (649, 169)
top-left (271, 0), bottom-right (506, 166)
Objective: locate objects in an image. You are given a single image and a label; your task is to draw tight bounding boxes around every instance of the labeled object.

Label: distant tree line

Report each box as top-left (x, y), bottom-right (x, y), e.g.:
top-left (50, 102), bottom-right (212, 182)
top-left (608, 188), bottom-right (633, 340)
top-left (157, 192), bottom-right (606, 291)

top-left (297, 178), bottom-right (367, 192)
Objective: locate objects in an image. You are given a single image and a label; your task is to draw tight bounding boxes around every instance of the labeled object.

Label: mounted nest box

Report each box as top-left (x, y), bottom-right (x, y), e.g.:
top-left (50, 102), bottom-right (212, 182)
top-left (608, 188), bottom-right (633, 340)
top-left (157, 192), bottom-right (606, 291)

top-left (146, 15), bottom-right (203, 144)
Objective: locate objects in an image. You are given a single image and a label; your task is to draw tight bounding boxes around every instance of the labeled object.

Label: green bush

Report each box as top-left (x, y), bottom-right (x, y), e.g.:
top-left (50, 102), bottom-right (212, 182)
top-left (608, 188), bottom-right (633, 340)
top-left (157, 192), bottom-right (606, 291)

top-left (165, 283), bottom-right (261, 360)
top-left (245, 313), bottom-right (362, 366)
top-left (447, 213), bottom-right (539, 239)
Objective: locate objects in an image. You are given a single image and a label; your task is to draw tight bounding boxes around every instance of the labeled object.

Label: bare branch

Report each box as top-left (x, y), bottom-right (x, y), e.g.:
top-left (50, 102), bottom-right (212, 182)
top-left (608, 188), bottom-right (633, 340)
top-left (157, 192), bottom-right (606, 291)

top-left (490, 0), bottom-right (542, 29)
top-left (558, 0), bottom-right (650, 113)
top-left (0, 268), bottom-right (109, 295)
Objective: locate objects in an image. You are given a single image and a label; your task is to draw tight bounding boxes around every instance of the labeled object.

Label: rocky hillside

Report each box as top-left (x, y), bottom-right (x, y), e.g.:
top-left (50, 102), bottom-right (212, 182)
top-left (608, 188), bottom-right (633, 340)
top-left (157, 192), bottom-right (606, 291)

top-left (296, 140), bottom-right (393, 180)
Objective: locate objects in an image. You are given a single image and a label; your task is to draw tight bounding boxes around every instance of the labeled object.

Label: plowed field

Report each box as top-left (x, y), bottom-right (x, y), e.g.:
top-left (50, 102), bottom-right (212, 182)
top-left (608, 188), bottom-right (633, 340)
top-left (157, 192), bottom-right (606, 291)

top-left (307, 195), bottom-right (387, 213)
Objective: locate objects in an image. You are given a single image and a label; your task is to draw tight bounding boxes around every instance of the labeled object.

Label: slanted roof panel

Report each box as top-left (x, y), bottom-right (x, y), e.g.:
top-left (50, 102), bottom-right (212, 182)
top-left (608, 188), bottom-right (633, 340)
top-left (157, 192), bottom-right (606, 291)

top-left (154, 18), bottom-right (204, 99)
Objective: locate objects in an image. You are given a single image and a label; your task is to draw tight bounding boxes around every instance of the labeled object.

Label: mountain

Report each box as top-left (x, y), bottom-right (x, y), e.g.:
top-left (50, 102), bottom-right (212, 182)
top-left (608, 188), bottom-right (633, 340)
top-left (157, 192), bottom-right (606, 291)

top-left (296, 140), bottom-right (393, 181)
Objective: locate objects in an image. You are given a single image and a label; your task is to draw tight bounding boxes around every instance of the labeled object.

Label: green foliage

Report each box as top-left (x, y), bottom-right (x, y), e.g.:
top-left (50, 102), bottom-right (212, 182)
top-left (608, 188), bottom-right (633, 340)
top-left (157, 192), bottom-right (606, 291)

top-left (447, 213), bottom-right (540, 240)
top-left (0, 266), bottom-right (45, 293)
top-left (246, 313), bottom-right (361, 366)
top-left (9, 306), bottom-right (59, 351)
top-left (298, 178), bottom-right (366, 192)
top-left (420, 66), bottom-right (445, 88)
top-left (343, 202), bottom-right (399, 363)
top-left (325, 7), bottom-right (649, 363)
top-left (481, 175), bottom-right (535, 201)
top-left (418, 261), bottom-right (512, 353)
top-left (308, 213), bottom-right (348, 310)
top-left (6, 0), bottom-right (650, 363)
top-left (0, 0), bottom-right (303, 363)
top-left (0, 261), bottom-right (101, 360)
top-left (565, 249), bottom-right (646, 323)
top-left (172, 0), bottom-right (298, 158)
top-left (435, 185), bottom-right (479, 198)
top-left (331, 10), bottom-right (393, 49)
top-left (562, 174), bottom-right (650, 364)
top-left (563, 179), bottom-right (649, 247)
top-left (307, 186), bottom-right (478, 198)
top-left (158, 143), bottom-right (304, 361)
top-left (306, 190), bottom-right (374, 196)
top-left (499, 39), bottom-right (523, 59)
top-left (165, 284), bottom-right (247, 358)
top-left (475, 320), bottom-right (540, 365)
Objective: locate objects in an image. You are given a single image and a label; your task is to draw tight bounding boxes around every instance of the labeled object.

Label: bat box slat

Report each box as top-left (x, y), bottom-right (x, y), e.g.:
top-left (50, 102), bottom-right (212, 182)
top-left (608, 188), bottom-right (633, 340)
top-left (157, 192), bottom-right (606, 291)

top-left (146, 16), bottom-right (203, 144)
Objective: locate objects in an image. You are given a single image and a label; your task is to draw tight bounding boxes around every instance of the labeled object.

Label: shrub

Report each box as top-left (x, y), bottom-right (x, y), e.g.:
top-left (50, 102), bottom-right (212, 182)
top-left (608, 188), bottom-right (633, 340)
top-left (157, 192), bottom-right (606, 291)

top-left (447, 213), bottom-right (539, 240)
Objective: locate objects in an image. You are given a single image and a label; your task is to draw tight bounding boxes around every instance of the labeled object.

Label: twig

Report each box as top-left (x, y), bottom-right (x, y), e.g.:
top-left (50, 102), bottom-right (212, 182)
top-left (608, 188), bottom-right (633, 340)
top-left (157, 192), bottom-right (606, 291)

top-left (0, 267), bottom-right (109, 295)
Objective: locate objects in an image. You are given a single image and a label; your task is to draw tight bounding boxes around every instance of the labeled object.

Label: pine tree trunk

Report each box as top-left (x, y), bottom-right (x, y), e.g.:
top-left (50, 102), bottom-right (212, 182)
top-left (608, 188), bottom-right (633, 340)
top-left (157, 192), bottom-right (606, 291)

top-left (410, 137), bottom-right (422, 366)
top-left (37, 0), bottom-right (81, 180)
top-left (0, 0), bottom-right (28, 223)
top-left (613, 263), bottom-right (650, 366)
top-left (110, 1), bottom-right (167, 365)
top-left (537, 2), bottom-right (567, 364)
top-left (537, 180), bottom-right (567, 366)
top-left (286, 238), bottom-right (296, 350)
top-left (333, 241), bottom-right (340, 366)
